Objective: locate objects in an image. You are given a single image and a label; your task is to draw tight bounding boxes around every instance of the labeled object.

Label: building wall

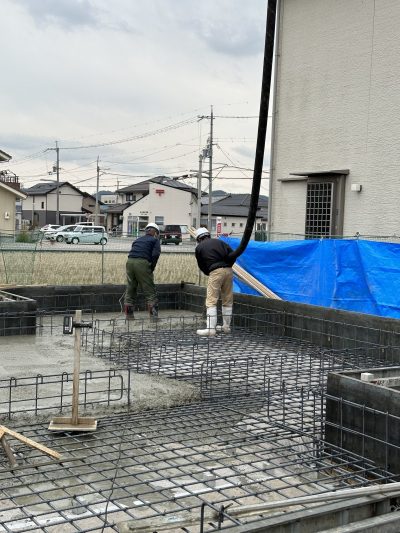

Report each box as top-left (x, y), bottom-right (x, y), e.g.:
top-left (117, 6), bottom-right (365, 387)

top-left (122, 184), bottom-right (197, 234)
top-left (0, 188), bottom-right (17, 233)
top-left (270, 0), bottom-right (400, 237)
top-left (216, 215), bottom-right (264, 236)
top-left (22, 184), bottom-right (85, 225)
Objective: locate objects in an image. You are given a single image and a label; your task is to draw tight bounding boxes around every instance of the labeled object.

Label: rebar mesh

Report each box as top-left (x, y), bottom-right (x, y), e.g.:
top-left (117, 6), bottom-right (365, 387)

top-left (1, 309), bottom-right (400, 532)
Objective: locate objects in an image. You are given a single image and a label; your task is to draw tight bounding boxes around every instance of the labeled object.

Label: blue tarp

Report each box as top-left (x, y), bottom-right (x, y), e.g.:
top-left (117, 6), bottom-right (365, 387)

top-left (221, 238), bottom-right (400, 319)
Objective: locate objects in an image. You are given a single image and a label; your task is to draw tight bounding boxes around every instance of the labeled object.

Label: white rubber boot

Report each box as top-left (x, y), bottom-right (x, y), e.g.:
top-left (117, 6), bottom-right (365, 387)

top-left (216, 306), bottom-right (232, 333)
top-left (197, 307), bottom-right (217, 336)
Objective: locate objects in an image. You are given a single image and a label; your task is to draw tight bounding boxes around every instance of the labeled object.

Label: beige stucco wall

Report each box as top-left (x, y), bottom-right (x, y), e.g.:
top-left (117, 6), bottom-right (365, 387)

top-left (270, 0), bottom-right (400, 237)
top-left (0, 188), bottom-right (17, 233)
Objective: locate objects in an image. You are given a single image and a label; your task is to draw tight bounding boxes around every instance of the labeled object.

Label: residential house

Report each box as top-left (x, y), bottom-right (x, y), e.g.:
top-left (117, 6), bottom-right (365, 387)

top-left (268, 0), bottom-right (400, 239)
top-left (99, 192), bottom-right (119, 205)
top-left (22, 182), bottom-right (98, 227)
top-left (201, 193), bottom-right (268, 237)
top-left (0, 150), bottom-right (27, 234)
top-left (117, 176), bottom-right (199, 235)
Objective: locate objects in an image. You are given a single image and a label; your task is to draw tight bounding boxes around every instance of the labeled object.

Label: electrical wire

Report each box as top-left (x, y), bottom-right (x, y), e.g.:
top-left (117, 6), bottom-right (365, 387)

top-left (60, 117), bottom-right (199, 150)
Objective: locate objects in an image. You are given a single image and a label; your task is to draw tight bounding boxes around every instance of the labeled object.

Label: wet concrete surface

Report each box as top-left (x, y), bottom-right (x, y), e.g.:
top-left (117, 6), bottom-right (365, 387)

top-left (0, 310), bottom-right (201, 422)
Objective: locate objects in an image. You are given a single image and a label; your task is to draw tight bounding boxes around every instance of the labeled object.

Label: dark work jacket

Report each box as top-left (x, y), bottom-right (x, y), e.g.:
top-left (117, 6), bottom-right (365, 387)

top-left (195, 238), bottom-right (234, 276)
top-left (128, 234), bottom-right (161, 271)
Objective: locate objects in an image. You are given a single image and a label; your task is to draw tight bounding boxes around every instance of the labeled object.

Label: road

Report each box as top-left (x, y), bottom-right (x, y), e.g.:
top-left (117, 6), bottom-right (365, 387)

top-left (2, 238), bottom-right (196, 253)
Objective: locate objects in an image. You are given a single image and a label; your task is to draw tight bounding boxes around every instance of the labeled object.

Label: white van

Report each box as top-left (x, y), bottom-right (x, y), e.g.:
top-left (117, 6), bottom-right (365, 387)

top-left (65, 226), bottom-right (108, 245)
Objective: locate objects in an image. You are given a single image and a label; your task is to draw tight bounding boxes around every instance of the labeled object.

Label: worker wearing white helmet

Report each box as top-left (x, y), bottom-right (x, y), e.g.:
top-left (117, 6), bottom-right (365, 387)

top-left (195, 226), bottom-right (235, 336)
top-left (124, 222), bottom-right (161, 320)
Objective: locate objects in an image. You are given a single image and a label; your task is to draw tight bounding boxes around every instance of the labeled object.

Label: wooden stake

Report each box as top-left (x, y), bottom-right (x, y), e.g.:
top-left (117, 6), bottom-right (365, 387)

top-left (49, 310), bottom-right (97, 432)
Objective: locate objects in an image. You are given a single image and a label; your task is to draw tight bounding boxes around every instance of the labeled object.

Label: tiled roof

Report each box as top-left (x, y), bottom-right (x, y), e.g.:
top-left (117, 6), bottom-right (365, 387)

top-left (117, 176), bottom-right (197, 195)
top-left (201, 193), bottom-right (268, 219)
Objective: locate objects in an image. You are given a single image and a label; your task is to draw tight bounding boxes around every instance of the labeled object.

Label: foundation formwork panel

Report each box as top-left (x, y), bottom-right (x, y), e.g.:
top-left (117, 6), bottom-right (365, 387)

top-left (326, 368), bottom-right (400, 475)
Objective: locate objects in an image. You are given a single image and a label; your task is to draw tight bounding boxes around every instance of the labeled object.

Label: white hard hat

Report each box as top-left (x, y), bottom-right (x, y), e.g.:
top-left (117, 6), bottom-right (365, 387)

top-left (195, 227), bottom-right (210, 241)
top-left (145, 223), bottom-right (160, 233)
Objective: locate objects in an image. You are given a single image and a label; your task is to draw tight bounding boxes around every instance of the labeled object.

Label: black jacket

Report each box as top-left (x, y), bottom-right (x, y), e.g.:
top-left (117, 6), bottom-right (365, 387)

top-left (195, 238), bottom-right (234, 276)
top-left (128, 234), bottom-right (161, 271)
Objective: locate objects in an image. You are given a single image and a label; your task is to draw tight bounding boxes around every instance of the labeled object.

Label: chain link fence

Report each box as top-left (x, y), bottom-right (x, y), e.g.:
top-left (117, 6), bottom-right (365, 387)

top-left (1, 229), bottom-right (399, 287)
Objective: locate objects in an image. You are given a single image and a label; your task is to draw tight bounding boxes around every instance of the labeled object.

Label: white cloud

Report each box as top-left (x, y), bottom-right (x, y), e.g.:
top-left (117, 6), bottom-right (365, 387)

top-left (2, 0), bottom-right (270, 195)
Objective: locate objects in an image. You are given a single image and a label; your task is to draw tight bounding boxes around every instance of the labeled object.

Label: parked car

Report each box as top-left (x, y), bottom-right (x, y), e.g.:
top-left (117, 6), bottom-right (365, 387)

top-left (39, 224), bottom-right (61, 238)
top-left (47, 224), bottom-right (78, 242)
top-left (160, 224), bottom-right (182, 245)
top-left (65, 225), bottom-right (108, 245)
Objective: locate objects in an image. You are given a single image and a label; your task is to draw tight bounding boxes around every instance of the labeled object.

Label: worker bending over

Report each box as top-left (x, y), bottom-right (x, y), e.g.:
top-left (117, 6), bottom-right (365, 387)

top-left (124, 223), bottom-right (161, 320)
top-left (195, 227), bottom-right (235, 336)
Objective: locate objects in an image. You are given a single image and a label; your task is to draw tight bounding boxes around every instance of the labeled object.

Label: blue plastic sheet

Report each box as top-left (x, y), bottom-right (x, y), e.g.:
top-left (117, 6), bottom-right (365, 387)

top-left (221, 237), bottom-right (400, 319)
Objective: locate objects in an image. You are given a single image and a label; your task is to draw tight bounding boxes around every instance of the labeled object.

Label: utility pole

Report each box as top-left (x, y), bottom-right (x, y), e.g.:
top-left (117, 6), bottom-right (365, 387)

top-left (55, 141), bottom-right (60, 225)
top-left (197, 152), bottom-right (203, 228)
top-left (95, 156), bottom-right (100, 225)
top-left (197, 106), bottom-right (215, 232)
top-left (207, 105), bottom-right (214, 233)
top-left (44, 142), bottom-right (61, 224)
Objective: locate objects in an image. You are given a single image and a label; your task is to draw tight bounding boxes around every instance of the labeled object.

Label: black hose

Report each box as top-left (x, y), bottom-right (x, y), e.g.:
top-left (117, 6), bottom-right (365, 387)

top-left (229, 0), bottom-right (277, 262)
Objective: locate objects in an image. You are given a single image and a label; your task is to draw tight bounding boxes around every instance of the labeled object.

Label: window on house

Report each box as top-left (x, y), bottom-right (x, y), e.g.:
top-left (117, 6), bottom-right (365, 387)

top-left (41, 202), bottom-right (44, 209)
top-left (240, 222), bottom-right (243, 227)
top-left (155, 216), bottom-right (164, 226)
top-left (232, 223), bottom-right (236, 227)
top-left (305, 176), bottom-right (345, 238)
top-left (305, 182), bottom-right (333, 238)
top-left (223, 222), bottom-right (227, 227)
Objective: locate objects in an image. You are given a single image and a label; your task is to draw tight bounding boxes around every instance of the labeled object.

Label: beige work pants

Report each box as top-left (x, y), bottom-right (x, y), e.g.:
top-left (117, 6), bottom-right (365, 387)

top-left (205, 267), bottom-right (234, 308)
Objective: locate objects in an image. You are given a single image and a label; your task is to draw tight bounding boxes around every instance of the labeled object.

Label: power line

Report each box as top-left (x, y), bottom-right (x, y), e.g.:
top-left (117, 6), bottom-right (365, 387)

top-left (60, 117), bottom-right (199, 150)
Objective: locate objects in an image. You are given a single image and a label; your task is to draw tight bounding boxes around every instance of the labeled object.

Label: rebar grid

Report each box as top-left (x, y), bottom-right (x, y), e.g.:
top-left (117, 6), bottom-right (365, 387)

top-left (0, 369), bottom-right (132, 420)
top-left (85, 316), bottom-right (400, 399)
top-left (0, 397), bottom-right (395, 533)
top-left (1, 309), bottom-right (400, 532)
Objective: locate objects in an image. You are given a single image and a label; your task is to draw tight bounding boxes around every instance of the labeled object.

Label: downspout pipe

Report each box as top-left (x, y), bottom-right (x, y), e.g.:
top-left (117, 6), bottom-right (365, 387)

top-left (229, 0), bottom-right (277, 262)
top-left (267, 0), bottom-right (281, 241)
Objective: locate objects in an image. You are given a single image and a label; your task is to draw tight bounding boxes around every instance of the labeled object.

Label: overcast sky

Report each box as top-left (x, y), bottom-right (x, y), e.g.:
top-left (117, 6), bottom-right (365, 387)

top-left (1, 0), bottom-right (270, 196)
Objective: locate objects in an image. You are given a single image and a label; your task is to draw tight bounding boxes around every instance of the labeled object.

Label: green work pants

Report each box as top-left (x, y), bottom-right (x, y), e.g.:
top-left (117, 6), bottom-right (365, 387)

top-left (125, 258), bottom-right (158, 305)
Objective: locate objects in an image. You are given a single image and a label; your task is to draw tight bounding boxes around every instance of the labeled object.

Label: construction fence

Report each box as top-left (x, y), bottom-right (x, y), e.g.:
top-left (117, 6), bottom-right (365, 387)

top-left (1, 231), bottom-right (400, 287)
top-left (0, 243), bottom-right (201, 287)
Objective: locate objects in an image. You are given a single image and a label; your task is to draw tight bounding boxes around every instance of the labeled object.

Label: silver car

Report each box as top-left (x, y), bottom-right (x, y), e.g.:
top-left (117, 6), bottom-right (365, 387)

top-left (48, 224), bottom-right (78, 242)
top-left (65, 225), bottom-right (108, 245)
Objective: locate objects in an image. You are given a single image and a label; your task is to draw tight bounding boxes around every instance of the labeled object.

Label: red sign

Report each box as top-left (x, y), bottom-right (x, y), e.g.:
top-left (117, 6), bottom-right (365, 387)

top-left (155, 189), bottom-right (165, 196)
top-left (216, 217), bottom-right (222, 236)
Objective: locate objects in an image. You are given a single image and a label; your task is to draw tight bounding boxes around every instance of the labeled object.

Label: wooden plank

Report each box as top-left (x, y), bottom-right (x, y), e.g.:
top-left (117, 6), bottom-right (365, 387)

top-left (48, 417), bottom-right (97, 432)
top-left (1, 436), bottom-right (17, 468)
top-left (233, 263), bottom-right (281, 300)
top-left (0, 426), bottom-right (61, 460)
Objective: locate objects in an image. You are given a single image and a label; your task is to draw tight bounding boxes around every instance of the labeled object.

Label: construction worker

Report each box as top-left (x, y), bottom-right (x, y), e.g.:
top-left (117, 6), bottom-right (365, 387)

top-left (195, 227), bottom-right (235, 336)
top-left (124, 223), bottom-right (161, 320)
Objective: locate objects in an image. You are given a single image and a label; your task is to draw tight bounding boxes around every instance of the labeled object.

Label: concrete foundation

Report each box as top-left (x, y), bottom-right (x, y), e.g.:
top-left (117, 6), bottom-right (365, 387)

top-left (326, 367), bottom-right (400, 475)
top-left (0, 290), bottom-right (36, 336)
top-left (1, 283), bottom-right (400, 532)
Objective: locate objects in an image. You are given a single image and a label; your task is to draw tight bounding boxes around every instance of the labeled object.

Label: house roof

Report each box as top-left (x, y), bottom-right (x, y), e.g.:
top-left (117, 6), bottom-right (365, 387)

top-left (202, 190), bottom-right (229, 205)
top-left (0, 181), bottom-right (27, 199)
top-left (0, 150), bottom-right (11, 163)
top-left (117, 176), bottom-right (198, 196)
top-left (201, 193), bottom-right (268, 219)
top-left (102, 202), bottom-right (131, 214)
top-left (23, 181), bottom-right (96, 201)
